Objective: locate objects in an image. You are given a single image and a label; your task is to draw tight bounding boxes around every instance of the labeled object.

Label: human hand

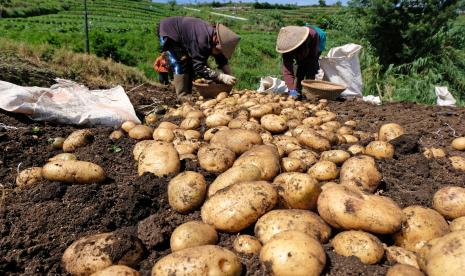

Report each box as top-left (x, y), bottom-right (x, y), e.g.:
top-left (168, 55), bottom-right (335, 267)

top-left (217, 73), bottom-right (237, 85)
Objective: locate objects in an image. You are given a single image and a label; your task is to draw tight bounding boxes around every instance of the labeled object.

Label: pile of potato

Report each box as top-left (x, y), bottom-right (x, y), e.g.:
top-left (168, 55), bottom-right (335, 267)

top-left (19, 90), bottom-right (465, 275)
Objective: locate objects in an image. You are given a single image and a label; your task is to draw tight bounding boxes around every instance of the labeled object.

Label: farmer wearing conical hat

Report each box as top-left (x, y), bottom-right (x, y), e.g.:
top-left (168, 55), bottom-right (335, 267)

top-left (276, 25), bottom-right (326, 99)
top-left (158, 16), bottom-right (240, 100)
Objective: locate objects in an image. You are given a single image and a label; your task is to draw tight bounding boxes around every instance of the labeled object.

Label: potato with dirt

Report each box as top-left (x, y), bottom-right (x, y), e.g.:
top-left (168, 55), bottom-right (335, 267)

top-left (90, 265), bottom-right (140, 276)
top-left (201, 181), bottom-right (277, 232)
top-left (128, 125), bottom-right (153, 140)
top-left (260, 230), bottom-right (326, 276)
top-left (203, 126), bottom-right (228, 141)
top-left (121, 121), bottom-right (137, 132)
top-left (233, 145), bottom-right (280, 181)
top-left (320, 150), bottom-right (350, 165)
top-left (385, 246), bottom-right (420, 269)
top-left (233, 235), bottom-right (262, 255)
top-left (179, 117), bottom-right (200, 130)
top-left (152, 127), bottom-right (175, 142)
top-left (365, 141), bottom-right (395, 159)
top-left (210, 129), bottom-right (262, 155)
top-left (450, 216), bottom-right (465, 231)
top-left (423, 147), bottom-right (446, 159)
top-left (273, 172), bottom-right (321, 209)
top-left (62, 232), bottom-right (143, 275)
top-left (379, 123), bottom-right (405, 142)
top-left (197, 144), bottom-right (235, 173)
top-left (170, 221), bottom-right (218, 251)
top-left (281, 157), bottom-right (306, 172)
top-left (452, 137), bottom-right (465, 150)
top-left (449, 156), bottom-right (465, 171)
top-left (205, 113), bottom-right (232, 128)
top-left (317, 184), bottom-right (404, 234)
top-left (393, 205), bottom-right (450, 253)
top-left (16, 167), bottom-right (43, 188)
top-left (340, 155), bottom-right (382, 193)
top-left (308, 160), bottom-right (339, 181)
top-left (432, 186), bottom-right (465, 219)
top-left (168, 171), bottom-right (206, 213)
top-left (137, 141), bottom-right (180, 177)
top-left (207, 164), bottom-right (262, 197)
top-left (296, 128), bottom-right (331, 151)
top-left (386, 264), bottom-right (424, 276)
top-left (43, 160), bottom-right (105, 184)
top-left (49, 153), bottom-right (77, 162)
top-left (288, 149), bottom-right (318, 169)
top-left (152, 245), bottom-right (241, 276)
top-left (133, 140), bottom-right (155, 161)
top-left (63, 129), bottom-right (93, 152)
top-left (331, 230), bottom-right (384, 265)
top-left (260, 114), bottom-right (288, 133)
top-left (347, 144), bottom-right (365, 155)
top-left (254, 209), bottom-right (331, 244)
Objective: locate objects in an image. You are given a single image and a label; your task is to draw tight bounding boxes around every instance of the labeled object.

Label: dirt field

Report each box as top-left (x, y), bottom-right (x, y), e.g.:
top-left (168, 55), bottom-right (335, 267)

top-left (1, 86), bottom-right (465, 275)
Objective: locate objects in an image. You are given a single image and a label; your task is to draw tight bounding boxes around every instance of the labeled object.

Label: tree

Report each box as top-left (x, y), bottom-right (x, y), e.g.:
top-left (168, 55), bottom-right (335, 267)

top-left (319, 0), bottom-right (327, 6)
top-left (353, 0), bottom-right (460, 68)
top-left (335, 0), bottom-right (343, 6)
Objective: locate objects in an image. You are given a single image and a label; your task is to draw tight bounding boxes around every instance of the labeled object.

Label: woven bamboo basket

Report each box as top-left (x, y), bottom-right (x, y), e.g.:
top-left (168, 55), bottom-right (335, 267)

top-left (193, 82), bottom-right (233, 99)
top-left (301, 80), bottom-right (346, 100)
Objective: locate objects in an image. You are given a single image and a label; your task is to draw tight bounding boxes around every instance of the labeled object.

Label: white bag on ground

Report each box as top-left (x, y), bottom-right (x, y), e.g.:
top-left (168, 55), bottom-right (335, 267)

top-left (320, 43), bottom-right (363, 98)
top-left (435, 86), bottom-right (456, 107)
top-left (257, 76), bottom-right (288, 94)
top-left (0, 79), bottom-right (141, 126)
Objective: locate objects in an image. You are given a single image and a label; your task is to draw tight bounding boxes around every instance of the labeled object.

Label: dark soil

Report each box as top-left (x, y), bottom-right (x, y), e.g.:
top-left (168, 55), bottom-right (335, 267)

top-left (2, 88), bottom-right (465, 275)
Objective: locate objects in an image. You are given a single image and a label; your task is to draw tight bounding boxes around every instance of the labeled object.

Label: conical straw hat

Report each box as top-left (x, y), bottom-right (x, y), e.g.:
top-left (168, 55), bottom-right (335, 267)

top-left (217, 23), bottom-right (241, 59)
top-left (276, 26), bottom-right (309, 54)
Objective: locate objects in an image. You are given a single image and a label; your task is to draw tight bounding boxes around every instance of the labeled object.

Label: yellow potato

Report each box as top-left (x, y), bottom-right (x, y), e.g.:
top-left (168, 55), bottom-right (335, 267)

top-left (152, 127), bottom-right (174, 142)
top-left (320, 121), bottom-right (341, 132)
top-left (320, 150), bottom-right (350, 165)
top-left (450, 216), bottom-right (465, 231)
top-left (340, 155), bottom-right (382, 193)
top-left (203, 126), bottom-right (228, 141)
top-left (386, 264), bottom-right (424, 276)
top-left (260, 114), bottom-right (288, 133)
top-left (109, 130), bottom-right (124, 140)
top-left (379, 123), bottom-right (405, 142)
top-left (210, 129), bottom-right (262, 155)
top-left (273, 172), bottom-right (321, 209)
top-left (393, 206), bottom-right (450, 253)
top-left (423, 147), bottom-right (446, 159)
top-left (63, 129), bottom-right (93, 152)
top-left (260, 231), bottom-right (325, 276)
top-left (281, 157), bottom-right (306, 172)
top-left (152, 245), bottom-right (241, 276)
top-left (449, 156), bottom-right (465, 171)
top-left (183, 130), bottom-right (201, 140)
top-left (133, 140), bottom-right (155, 161)
top-left (42, 160), bottom-right (105, 184)
top-left (302, 116), bottom-right (323, 126)
top-left (205, 113), bottom-right (232, 128)
top-left (385, 246), bottom-right (420, 269)
top-left (168, 171), bottom-right (206, 213)
top-left (255, 209), bottom-right (331, 244)
top-left (16, 167), bottom-right (43, 188)
top-left (170, 221), bottom-right (218, 251)
top-left (288, 149), bottom-right (318, 169)
top-left (233, 235), bottom-right (262, 255)
top-left (317, 184), bottom-right (404, 234)
top-left (365, 141), bottom-right (395, 159)
top-left (121, 121), bottom-right (137, 132)
top-left (342, 134), bottom-right (359, 143)
top-left (233, 145), bottom-right (280, 181)
top-left (337, 126), bottom-right (353, 135)
top-left (197, 144), bottom-right (235, 173)
top-left (452, 137), bottom-right (465, 150)
top-left (179, 117), bottom-right (200, 130)
top-left (185, 110), bottom-right (204, 119)
top-left (308, 160), bottom-right (339, 181)
top-left (62, 232), bottom-right (143, 276)
top-left (433, 186), bottom-right (465, 219)
top-left (158, 121), bottom-right (178, 130)
top-left (344, 120), bottom-right (357, 127)
top-left (128, 125), bottom-right (153, 140)
top-left (49, 153), bottom-right (77, 162)
top-left (90, 265), bottom-right (140, 276)
top-left (347, 144), bottom-right (365, 155)
top-left (287, 118), bottom-right (301, 129)
top-left (249, 104), bottom-right (273, 118)
top-left (137, 141), bottom-right (180, 177)
top-left (201, 181), bottom-right (277, 232)
top-left (208, 164), bottom-right (262, 197)
top-left (296, 129), bottom-right (331, 151)
top-left (331, 230), bottom-right (384, 264)
top-left (50, 137), bottom-right (66, 149)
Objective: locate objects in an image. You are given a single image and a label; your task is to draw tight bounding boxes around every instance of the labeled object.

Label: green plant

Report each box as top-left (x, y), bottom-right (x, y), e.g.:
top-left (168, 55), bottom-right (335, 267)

top-left (108, 145), bottom-right (123, 153)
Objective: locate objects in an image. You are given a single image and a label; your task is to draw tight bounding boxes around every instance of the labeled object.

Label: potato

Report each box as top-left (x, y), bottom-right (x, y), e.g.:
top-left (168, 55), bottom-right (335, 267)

top-left (348, 144), bottom-right (365, 155)
top-left (138, 141), bottom-right (180, 177)
top-left (308, 160), bottom-right (338, 181)
top-left (260, 230), bottom-right (325, 276)
top-left (210, 129), bottom-right (262, 155)
top-left (185, 110), bottom-right (203, 119)
top-left (385, 246), bottom-right (420, 269)
top-left (319, 150), bottom-right (349, 165)
top-left (302, 116), bottom-right (323, 126)
top-left (260, 114), bottom-right (288, 133)
top-left (90, 265), bottom-right (140, 276)
top-left (201, 181), bottom-right (277, 232)
top-left (288, 149), bottom-right (318, 169)
top-left (200, 99), bottom-right (218, 109)
top-left (43, 160), bottom-right (105, 184)
top-left (233, 145), bottom-right (280, 181)
top-left (331, 230), bottom-right (384, 264)
top-left (168, 171), bottom-right (206, 213)
top-left (179, 117), bottom-right (200, 130)
top-left (133, 140), bottom-right (154, 161)
top-left (452, 137), bottom-right (465, 150)
top-left (450, 216), bottom-right (465, 231)
top-left (183, 130), bottom-right (201, 140)
top-left (342, 134), bottom-right (359, 143)
top-left (128, 125), bottom-right (153, 140)
top-left (208, 164), bottom-right (262, 197)
top-left (170, 221), bottom-right (218, 251)
top-left (198, 144), bottom-right (235, 173)
top-left (158, 121), bottom-right (178, 130)
top-left (49, 153), bottom-right (77, 162)
top-left (16, 167), bottom-right (43, 188)
top-left (281, 157), bottom-right (306, 172)
top-left (287, 119), bottom-right (301, 129)
top-left (340, 155), bottom-right (382, 193)
top-left (203, 126), bottom-right (228, 141)
top-left (418, 230), bottom-right (465, 276)
top-left (249, 104), bottom-right (273, 118)
top-left (386, 264), bottom-right (424, 276)
top-left (320, 121), bottom-right (341, 132)
top-left (255, 209), bottom-right (331, 244)
top-left (152, 245), bottom-right (241, 276)
top-left (365, 141), bottom-right (394, 159)
top-left (152, 127), bottom-right (174, 142)
top-left (449, 156), bottom-right (465, 171)
top-left (296, 129), bottom-right (331, 151)
top-left (50, 137), bottom-right (66, 149)
top-left (228, 118), bottom-right (245, 129)
top-left (344, 120), bottom-right (357, 127)
top-left (233, 235), bottom-right (261, 255)
top-left (379, 123), bottom-right (405, 142)
top-left (423, 147), bottom-right (446, 159)
top-left (315, 110), bottom-right (336, 122)
top-left (393, 206), bottom-right (450, 253)
top-left (433, 186), bottom-right (465, 219)
top-left (316, 129), bottom-right (338, 145)
top-left (337, 126), bottom-right (353, 135)
top-left (273, 173), bottom-right (321, 209)
top-left (121, 121), bottom-right (137, 132)
top-left (317, 184), bottom-right (404, 234)
top-left (109, 130), bottom-right (124, 141)
top-left (205, 113), bottom-right (232, 128)
top-left (216, 92), bottom-right (229, 100)
top-left (63, 129), bottom-right (93, 152)
top-left (62, 232), bottom-right (143, 276)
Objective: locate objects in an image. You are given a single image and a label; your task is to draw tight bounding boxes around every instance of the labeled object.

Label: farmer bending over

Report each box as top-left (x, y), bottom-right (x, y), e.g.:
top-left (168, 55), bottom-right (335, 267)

top-left (276, 25), bottom-right (326, 99)
top-left (158, 16), bottom-right (240, 100)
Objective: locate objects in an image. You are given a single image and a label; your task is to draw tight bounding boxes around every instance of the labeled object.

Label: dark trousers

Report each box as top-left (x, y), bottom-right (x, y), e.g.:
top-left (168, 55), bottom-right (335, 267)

top-left (158, 72), bottom-right (170, 85)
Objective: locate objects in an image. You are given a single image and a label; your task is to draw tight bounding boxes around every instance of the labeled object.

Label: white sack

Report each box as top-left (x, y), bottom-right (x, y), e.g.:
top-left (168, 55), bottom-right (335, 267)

top-left (0, 79), bottom-right (141, 126)
top-left (363, 95), bottom-right (382, 105)
top-left (257, 76), bottom-right (288, 94)
top-left (435, 86), bottom-right (456, 107)
top-left (320, 43), bottom-right (363, 97)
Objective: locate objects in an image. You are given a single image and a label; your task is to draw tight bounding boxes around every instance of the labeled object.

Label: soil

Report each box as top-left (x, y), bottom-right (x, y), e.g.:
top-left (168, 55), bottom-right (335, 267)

top-left (1, 87), bottom-right (465, 275)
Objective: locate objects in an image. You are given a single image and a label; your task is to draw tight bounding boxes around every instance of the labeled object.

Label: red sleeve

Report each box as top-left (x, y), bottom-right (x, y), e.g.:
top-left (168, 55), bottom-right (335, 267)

top-left (282, 54), bottom-right (295, 90)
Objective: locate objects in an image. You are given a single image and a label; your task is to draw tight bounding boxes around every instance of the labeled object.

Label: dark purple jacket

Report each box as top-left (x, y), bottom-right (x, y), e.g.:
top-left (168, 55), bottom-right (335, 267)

top-left (159, 16), bottom-right (227, 78)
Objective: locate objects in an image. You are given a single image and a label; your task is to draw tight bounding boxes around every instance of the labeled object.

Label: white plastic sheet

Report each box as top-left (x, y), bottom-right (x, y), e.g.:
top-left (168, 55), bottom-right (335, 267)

top-left (320, 43), bottom-right (363, 98)
top-left (435, 86), bottom-right (456, 107)
top-left (363, 95), bottom-right (382, 105)
top-left (257, 76), bottom-right (288, 94)
top-left (0, 79), bottom-right (141, 126)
